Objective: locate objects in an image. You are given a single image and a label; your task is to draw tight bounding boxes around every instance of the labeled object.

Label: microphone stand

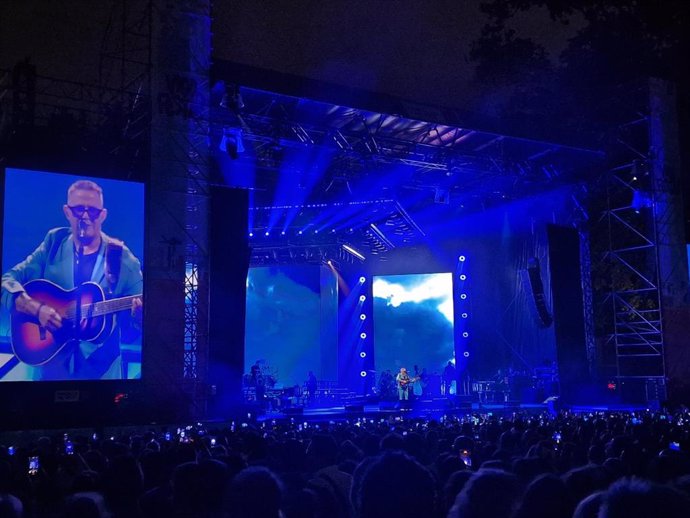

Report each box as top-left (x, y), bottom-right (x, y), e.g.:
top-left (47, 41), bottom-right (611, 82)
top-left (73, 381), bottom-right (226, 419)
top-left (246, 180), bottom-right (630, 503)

top-left (74, 224), bottom-right (85, 345)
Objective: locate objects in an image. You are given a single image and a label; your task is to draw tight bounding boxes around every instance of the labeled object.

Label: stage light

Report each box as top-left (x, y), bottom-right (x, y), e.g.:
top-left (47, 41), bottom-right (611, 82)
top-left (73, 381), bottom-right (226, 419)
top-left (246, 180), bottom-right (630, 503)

top-left (265, 231), bottom-right (270, 236)
top-left (314, 229), bottom-right (319, 234)
top-left (327, 260), bottom-right (332, 266)
top-left (459, 274), bottom-right (467, 280)
top-left (360, 370), bottom-right (367, 377)
top-left (343, 244), bottom-right (366, 261)
top-left (359, 314), bottom-right (366, 320)
top-left (298, 230), bottom-right (303, 235)
top-left (463, 351), bottom-right (470, 358)
top-left (249, 232), bottom-right (254, 237)
top-left (359, 276), bottom-right (366, 283)
top-left (281, 231), bottom-right (286, 236)
top-left (462, 331), bottom-right (469, 338)
top-left (461, 312), bottom-right (468, 319)
top-left (360, 332), bottom-right (367, 339)
top-left (359, 351), bottom-right (367, 358)
top-left (459, 255), bottom-right (466, 262)
top-left (359, 295), bottom-right (366, 302)
top-left (219, 127), bottom-right (245, 159)
top-left (460, 293), bottom-right (467, 299)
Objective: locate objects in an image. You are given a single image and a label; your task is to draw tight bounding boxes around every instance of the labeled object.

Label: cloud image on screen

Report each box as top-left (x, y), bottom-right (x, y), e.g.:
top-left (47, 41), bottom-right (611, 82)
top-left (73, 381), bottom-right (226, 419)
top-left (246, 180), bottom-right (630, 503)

top-left (373, 273), bottom-right (455, 379)
top-left (245, 266), bottom-right (324, 389)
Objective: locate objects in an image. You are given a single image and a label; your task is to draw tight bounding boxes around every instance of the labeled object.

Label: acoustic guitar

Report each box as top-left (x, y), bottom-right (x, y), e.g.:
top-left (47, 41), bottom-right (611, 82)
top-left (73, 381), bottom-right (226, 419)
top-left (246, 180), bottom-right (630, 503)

top-left (10, 279), bottom-right (141, 366)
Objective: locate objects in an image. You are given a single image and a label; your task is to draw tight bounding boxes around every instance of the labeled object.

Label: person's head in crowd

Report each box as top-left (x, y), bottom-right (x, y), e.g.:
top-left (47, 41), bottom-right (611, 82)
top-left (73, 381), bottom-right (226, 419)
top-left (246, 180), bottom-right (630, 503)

top-left (355, 451), bottom-right (437, 518)
top-left (598, 477), bottom-right (690, 518)
top-left (402, 431), bottom-right (425, 461)
top-left (101, 453), bottom-right (144, 511)
top-left (224, 466), bottom-right (284, 518)
top-left (337, 439), bottom-right (363, 465)
top-left (512, 473), bottom-right (573, 518)
top-left (435, 453), bottom-right (467, 487)
top-left (71, 470), bottom-right (101, 493)
top-left (562, 464), bottom-right (611, 504)
top-left (512, 456), bottom-right (551, 484)
top-left (197, 459), bottom-right (229, 516)
top-left (572, 490), bottom-right (605, 518)
top-left (647, 448), bottom-right (690, 483)
top-left (442, 470), bottom-right (472, 516)
top-left (0, 498), bottom-right (22, 518)
top-left (379, 432), bottom-right (405, 452)
top-left (588, 444), bottom-right (606, 465)
top-left (305, 434), bottom-right (338, 470)
top-left (171, 461), bottom-right (202, 516)
top-left (61, 493), bottom-right (109, 518)
top-left (448, 468), bottom-right (521, 518)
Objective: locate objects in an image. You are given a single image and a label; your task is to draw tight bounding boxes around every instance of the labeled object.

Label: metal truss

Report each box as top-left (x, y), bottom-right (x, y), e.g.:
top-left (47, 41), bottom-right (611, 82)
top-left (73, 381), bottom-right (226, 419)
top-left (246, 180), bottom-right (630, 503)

top-left (217, 87), bottom-right (604, 211)
top-left (593, 111), bottom-right (665, 383)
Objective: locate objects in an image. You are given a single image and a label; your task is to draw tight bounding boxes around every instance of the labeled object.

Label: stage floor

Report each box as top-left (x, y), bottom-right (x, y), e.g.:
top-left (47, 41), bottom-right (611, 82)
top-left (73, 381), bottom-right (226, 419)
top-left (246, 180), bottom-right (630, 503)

top-left (254, 401), bottom-right (552, 423)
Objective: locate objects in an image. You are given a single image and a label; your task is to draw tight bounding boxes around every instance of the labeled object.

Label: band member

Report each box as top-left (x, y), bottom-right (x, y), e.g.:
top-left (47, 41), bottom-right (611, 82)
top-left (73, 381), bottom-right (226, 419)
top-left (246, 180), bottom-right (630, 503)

top-left (306, 370), bottom-right (318, 402)
top-left (1, 179), bottom-right (143, 381)
top-left (396, 367), bottom-right (411, 401)
top-left (442, 360), bottom-right (456, 396)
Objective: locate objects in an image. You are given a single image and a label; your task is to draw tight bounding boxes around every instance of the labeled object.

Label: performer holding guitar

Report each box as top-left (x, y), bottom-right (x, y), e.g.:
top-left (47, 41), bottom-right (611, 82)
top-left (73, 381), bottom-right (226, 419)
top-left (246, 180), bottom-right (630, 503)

top-left (395, 367), bottom-right (420, 401)
top-left (1, 179), bottom-right (143, 380)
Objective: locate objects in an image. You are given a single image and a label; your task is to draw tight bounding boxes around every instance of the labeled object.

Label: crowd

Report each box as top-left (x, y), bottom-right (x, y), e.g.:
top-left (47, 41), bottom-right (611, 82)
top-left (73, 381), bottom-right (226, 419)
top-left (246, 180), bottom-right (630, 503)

top-left (1, 409), bottom-right (690, 517)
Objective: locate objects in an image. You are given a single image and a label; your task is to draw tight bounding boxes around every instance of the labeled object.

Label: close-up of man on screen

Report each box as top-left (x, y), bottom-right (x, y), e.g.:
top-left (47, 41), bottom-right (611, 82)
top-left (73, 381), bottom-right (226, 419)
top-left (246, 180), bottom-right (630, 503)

top-left (1, 179), bottom-right (143, 380)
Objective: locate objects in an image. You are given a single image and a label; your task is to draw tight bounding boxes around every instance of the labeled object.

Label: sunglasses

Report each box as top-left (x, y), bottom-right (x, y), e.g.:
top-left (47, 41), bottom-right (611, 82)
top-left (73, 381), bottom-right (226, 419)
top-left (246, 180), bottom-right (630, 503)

top-left (67, 205), bottom-right (104, 219)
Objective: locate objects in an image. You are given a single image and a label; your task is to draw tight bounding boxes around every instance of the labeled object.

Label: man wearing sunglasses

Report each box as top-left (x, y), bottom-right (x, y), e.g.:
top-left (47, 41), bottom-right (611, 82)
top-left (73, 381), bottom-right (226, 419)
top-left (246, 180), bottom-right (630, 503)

top-left (1, 179), bottom-right (143, 380)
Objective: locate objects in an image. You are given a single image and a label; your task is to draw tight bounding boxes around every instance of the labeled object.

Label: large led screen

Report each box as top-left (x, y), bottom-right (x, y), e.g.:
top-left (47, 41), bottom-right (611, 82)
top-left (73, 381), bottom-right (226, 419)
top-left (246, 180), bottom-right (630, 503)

top-left (373, 273), bottom-right (455, 383)
top-left (245, 266), bottom-right (337, 389)
top-left (1, 168), bottom-right (144, 381)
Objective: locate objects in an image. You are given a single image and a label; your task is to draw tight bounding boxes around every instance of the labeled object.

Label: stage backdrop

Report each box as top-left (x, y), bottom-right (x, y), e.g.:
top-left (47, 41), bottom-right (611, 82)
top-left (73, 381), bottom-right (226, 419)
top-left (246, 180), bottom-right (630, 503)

top-left (373, 272), bottom-right (455, 381)
top-left (0, 167), bottom-right (145, 381)
top-left (244, 265), bottom-right (337, 389)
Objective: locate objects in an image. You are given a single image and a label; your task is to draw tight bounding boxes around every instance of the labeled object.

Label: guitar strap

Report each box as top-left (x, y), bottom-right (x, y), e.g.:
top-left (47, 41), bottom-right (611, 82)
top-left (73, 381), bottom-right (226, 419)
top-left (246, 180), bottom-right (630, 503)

top-left (105, 238), bottom-right (124, 293)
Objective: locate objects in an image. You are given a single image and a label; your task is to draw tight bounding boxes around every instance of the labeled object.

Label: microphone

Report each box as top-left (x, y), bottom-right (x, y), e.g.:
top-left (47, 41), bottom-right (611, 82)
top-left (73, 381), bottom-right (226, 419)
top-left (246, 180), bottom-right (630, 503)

top-left (78, 219), bottom-right (88, 238)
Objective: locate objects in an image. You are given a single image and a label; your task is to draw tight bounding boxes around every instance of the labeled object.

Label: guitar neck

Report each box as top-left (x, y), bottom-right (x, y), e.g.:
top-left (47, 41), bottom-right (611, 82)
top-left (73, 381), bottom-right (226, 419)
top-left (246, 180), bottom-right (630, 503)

top-left (65, 294), bottom-right (142, 320)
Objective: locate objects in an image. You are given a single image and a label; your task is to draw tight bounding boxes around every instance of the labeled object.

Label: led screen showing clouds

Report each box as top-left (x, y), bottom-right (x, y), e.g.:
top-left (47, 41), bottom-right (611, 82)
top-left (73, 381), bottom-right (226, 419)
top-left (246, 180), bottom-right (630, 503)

top-left (245, 266), bottom-right (337, 388)
top-left (373, 272), bottom-right (455, 380)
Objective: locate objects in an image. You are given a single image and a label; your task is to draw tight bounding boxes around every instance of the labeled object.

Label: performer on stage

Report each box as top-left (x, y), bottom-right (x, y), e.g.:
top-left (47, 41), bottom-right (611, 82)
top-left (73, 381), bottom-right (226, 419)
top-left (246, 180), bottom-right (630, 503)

top-left (396, 367), bottom-right (412, 401)
top-left (250, 361), bottom-right (266, 405)
top-left (442, 360), bottom-right (456, 396)
top-left (306, 370), bottom-right (318, 403)
top-left (1, 179), bottom-right (143, 381)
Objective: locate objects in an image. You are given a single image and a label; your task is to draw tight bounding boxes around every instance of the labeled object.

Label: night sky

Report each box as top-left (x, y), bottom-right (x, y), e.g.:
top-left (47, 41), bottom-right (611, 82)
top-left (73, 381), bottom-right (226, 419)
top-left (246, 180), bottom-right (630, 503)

top-left (2, 1), bottom-right (579, 112)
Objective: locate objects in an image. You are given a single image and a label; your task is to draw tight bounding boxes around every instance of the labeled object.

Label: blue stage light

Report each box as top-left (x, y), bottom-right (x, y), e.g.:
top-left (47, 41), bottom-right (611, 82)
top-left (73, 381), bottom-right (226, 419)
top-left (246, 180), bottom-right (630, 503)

top-left (298, 230), bottom-right (303, 235)
top-left (359, 295), bottom-right (366, 302)
top-left (460, 293), bottom-right (467, 299)
top-left (459, 255), bottom-right (466, 262)
top-left (462, 331), bottom-right (469, 338)
top-left (281, 231), bottom-right (286, 236)
top-left (360, 370), bottom-right (367, 377)
top-left (359, 351), bottom-right (367, 358)
top-left (359, 276), bottom-right (366, 283)
top-left (360, 332), bottom-right (367, 339)
top-left (359, 314), bottom-right (366, 320)
top-left (459, 274), bottom-right (467, 280)
top-left (249, 232), bottom-right (254, 237)
top-left (463, 351), bottom-right (470, 357)
top-left (461, 312), bottom-right (468, 319)
top-left (265, 231), bottom-right (270, 236)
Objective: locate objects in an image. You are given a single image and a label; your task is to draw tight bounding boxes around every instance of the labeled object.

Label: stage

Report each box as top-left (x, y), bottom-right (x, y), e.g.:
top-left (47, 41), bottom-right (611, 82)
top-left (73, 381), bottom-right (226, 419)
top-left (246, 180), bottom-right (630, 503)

top-left (248, 400), bottom-right (553, 424)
